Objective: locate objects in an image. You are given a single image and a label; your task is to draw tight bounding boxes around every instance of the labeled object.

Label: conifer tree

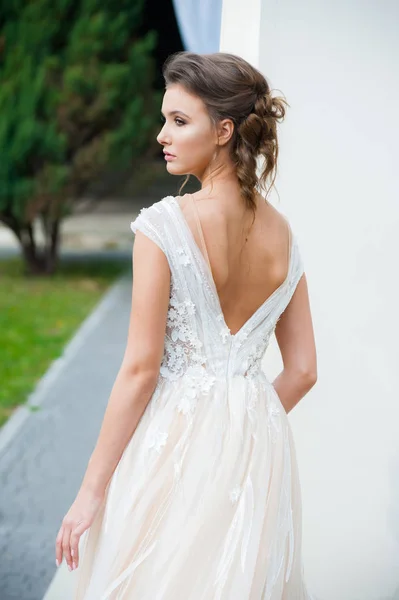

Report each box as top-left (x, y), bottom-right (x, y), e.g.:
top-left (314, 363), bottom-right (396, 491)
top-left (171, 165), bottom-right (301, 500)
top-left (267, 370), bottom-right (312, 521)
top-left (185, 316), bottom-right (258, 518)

top-left (0, 0), bottom-right (159, 274)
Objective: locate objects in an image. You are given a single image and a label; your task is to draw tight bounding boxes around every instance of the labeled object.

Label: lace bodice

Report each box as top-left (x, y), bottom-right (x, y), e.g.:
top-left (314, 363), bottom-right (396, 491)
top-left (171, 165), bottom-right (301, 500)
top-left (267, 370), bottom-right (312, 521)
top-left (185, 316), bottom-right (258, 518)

top-left (130, 195), bottom-right (304, 387)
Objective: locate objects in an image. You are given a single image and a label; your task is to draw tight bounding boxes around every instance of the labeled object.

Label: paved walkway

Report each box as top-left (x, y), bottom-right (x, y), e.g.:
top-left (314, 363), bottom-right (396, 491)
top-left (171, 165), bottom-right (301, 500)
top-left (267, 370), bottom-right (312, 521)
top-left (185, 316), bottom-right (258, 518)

top-left (0, 273), bottom-right (133, 600)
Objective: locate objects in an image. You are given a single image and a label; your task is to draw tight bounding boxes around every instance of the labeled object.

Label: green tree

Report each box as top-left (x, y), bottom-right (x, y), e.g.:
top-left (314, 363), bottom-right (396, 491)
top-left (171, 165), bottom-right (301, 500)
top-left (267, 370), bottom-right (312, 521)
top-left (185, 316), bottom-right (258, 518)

top-left (0, 0), bottom-right (160, 274)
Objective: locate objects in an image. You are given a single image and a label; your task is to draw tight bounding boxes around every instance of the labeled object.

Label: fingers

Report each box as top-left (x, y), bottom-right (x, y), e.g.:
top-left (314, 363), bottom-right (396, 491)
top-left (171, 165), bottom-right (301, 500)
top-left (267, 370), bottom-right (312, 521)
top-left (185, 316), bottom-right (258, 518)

top-left (62, 523), bottom-right (74, 571)
top-left (55, 525), bottom-right (64, 567)
top-left (70, 521), bottom-right (87, 570)
top-left (56, 519), bottom-right (87, 571)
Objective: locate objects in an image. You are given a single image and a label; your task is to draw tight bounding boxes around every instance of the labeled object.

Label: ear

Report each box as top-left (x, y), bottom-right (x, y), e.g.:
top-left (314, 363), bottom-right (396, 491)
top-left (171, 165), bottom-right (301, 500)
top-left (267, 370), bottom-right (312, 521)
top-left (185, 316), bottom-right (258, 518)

top-left (216, 118), bottom-right (235, 147)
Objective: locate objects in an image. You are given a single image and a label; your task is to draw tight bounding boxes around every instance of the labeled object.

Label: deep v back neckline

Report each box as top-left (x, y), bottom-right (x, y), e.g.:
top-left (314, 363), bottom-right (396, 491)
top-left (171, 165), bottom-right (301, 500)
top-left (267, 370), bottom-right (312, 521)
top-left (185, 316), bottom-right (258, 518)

top-left (170, 195), bottom-right (293, 339)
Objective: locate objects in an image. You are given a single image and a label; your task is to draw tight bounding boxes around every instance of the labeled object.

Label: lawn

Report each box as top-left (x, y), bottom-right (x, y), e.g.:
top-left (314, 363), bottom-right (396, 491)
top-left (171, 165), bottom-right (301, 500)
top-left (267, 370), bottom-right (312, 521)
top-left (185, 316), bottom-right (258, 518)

top-left (0, 256), bottom-right (130, 428)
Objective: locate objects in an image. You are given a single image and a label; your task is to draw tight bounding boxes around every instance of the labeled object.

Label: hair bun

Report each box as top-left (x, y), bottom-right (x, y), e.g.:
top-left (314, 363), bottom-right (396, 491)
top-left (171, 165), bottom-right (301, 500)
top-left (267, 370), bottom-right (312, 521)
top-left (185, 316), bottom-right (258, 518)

top-left (239, 90), bottom-right (287, 153)
top-left (238, 112), bottom-right (264, 152)
top-left (255, 92), bottom-right (287, 122)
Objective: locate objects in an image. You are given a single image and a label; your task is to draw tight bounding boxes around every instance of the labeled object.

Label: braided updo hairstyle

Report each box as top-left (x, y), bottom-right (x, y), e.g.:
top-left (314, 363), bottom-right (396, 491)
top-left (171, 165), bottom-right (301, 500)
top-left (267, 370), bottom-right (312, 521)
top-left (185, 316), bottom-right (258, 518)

top-left (162, 51), bottom-right (289, 213)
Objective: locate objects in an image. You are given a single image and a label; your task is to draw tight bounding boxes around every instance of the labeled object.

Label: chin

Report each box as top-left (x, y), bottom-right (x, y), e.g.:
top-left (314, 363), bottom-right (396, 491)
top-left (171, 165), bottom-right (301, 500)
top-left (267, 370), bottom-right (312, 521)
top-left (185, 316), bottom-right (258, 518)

top-left (166, 163), bottom-right (185, 176)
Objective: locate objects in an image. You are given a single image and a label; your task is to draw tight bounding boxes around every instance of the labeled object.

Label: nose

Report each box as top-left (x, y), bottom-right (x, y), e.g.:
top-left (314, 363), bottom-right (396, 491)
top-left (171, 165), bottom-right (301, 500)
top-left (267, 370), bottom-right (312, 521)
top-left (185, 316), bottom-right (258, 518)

top-left (156, 123), bottom-right (169, 146)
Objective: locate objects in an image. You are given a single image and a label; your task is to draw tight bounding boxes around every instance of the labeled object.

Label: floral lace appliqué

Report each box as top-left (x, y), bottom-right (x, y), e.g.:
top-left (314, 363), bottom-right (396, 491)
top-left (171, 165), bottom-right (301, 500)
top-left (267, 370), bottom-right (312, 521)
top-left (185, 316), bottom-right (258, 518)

top-left (146, 426), bottom-right (168, 454)
top-left (177, 364), bottom-right (216, 415)
top-left (216, 313), bottom-right (231, 344)
top-left (160, 286), bottom-right (216, 410)
top-left (244, 329), bottom-right (274, 378)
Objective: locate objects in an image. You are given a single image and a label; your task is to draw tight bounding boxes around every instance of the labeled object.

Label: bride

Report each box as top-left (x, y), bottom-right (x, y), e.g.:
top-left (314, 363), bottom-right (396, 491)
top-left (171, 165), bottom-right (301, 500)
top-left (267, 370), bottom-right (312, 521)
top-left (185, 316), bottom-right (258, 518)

top-left (55, 50), bottom-right (317, 599)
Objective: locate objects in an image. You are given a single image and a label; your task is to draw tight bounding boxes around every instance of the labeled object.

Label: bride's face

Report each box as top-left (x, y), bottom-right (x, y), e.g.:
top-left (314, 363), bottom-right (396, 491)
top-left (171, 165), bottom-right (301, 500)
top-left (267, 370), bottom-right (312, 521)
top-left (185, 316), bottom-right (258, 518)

top-left (157, 84), bottom-right (217, 179)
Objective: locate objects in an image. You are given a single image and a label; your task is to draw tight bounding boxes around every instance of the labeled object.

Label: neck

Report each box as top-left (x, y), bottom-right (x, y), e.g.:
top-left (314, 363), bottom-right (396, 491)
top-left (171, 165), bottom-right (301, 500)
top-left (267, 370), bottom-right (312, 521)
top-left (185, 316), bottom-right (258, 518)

top-left (199, 162), bottom-right (241, 200)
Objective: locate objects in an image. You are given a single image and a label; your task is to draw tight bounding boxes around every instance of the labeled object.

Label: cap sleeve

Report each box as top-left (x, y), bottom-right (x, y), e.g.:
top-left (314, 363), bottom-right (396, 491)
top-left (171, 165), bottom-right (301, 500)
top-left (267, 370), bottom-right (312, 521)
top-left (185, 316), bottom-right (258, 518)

top-left (130, 202), bottom-right (167, 255)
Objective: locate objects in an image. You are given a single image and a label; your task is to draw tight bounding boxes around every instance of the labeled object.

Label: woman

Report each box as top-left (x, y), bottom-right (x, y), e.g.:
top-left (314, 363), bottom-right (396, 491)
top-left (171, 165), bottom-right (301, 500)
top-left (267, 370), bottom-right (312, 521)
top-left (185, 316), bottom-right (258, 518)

top-left (55, 51), bottom-right (317, 599)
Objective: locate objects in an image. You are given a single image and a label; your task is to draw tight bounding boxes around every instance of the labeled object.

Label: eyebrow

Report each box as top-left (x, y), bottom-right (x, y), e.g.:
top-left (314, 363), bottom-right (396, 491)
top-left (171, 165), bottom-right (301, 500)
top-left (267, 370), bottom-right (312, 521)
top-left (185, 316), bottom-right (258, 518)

top-left (160, 109), bottom-right (190, 119)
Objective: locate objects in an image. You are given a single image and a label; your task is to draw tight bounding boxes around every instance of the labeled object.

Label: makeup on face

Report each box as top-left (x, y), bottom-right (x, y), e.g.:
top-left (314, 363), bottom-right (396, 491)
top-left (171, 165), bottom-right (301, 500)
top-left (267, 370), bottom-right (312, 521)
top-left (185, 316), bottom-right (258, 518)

top-left (157, 84), bottom-right (216, 178)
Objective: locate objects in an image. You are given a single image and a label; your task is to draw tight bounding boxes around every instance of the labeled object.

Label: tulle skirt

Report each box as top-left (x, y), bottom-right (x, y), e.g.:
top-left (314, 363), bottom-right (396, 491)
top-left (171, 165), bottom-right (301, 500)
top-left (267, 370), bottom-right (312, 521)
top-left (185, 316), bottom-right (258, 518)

top-left (74, 372), bottom-right (314, 599)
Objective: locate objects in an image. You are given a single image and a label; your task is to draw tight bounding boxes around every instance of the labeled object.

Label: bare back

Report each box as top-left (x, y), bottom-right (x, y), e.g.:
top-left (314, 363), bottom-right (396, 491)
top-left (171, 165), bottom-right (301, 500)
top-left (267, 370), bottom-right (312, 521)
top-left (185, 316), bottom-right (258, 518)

top-left (176, 192), bottom-right (291, 336)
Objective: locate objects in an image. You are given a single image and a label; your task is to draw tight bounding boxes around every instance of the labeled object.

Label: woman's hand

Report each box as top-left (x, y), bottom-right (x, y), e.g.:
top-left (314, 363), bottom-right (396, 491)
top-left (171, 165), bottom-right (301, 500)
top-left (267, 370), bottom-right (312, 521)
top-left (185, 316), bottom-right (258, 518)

top-left (55, 486), bottom-right (105, 571)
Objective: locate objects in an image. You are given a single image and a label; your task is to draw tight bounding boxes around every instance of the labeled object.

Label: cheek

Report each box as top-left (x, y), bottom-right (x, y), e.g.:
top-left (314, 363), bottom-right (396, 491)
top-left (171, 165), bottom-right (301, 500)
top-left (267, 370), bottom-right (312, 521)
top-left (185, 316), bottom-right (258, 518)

top-left (178, 127), bottom-right (213, 163)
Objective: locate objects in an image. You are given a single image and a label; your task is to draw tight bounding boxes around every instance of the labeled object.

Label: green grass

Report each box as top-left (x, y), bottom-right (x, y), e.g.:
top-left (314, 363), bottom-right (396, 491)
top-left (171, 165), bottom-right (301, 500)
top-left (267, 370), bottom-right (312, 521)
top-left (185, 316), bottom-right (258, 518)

top-left (0, 256), bottom-right (130, 428)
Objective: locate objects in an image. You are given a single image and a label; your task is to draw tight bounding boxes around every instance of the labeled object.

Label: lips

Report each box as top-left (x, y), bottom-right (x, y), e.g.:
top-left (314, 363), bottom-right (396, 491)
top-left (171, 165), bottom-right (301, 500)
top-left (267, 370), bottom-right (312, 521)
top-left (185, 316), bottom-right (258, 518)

top-left (163, 151), bottom-right (176, 157)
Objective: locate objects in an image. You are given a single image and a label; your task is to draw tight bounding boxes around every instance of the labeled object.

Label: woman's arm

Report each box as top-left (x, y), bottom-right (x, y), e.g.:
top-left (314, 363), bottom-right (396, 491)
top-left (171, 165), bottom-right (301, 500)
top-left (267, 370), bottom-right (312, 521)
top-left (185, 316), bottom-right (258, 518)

top-left (80, 230), bottom-right (171, 496)
top-left (273, 273), bottom-right (317, 413)
top-left (56, 228), bottom-right (171, 572)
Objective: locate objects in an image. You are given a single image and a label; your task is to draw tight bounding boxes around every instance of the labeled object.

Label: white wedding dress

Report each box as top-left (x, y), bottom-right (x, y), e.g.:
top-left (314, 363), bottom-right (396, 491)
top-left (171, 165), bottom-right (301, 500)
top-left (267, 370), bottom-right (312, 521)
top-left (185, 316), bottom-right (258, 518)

top-left (74, 194), bottom-right (315, 599)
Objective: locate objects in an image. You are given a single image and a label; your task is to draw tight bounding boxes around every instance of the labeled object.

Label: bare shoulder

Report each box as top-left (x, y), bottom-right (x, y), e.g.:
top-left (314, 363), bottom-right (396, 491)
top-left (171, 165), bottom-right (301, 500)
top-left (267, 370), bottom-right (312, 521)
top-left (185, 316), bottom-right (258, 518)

top-left (255, 194), bottom-right (290, 234)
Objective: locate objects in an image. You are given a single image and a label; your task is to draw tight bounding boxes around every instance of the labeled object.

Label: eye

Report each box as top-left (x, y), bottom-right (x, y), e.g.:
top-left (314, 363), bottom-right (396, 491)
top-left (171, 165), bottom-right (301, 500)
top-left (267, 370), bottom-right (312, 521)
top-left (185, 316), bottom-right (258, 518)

top-left (160, 115), bottom-right (186, 126)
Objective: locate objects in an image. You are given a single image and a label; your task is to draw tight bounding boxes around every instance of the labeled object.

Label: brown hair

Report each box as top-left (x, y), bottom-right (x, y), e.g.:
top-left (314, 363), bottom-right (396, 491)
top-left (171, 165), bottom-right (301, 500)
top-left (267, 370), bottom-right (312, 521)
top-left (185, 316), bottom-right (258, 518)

top-left (162, 51), bottom-right (289, 214)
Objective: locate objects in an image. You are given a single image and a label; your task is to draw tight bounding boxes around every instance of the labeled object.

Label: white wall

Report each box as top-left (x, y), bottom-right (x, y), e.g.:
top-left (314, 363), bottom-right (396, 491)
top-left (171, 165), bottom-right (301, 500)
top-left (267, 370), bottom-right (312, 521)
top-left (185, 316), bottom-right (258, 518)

top-left (221, 1), bottom-right (399, 599)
